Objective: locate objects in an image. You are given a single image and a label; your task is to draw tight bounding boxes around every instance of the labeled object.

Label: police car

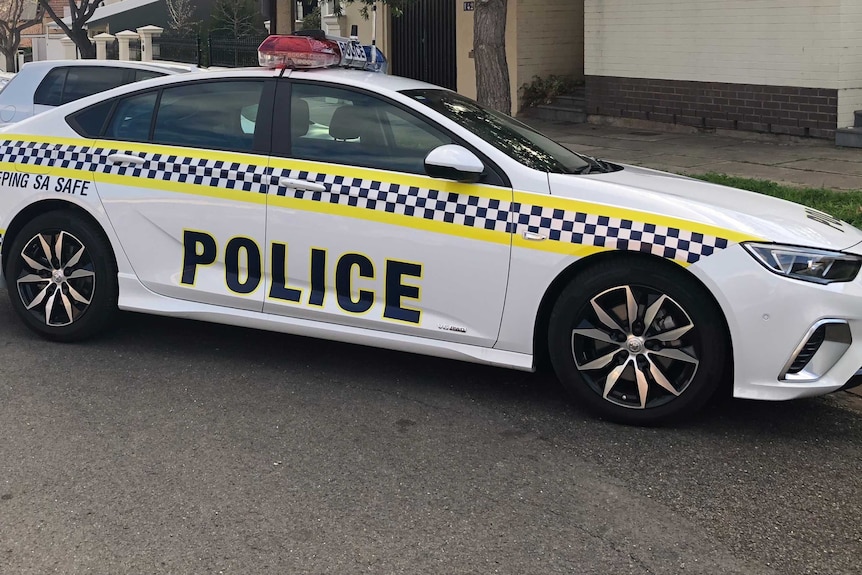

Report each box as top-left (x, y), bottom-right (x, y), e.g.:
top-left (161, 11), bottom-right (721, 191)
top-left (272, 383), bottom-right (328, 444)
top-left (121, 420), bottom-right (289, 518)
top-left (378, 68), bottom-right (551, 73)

top-left (0, 34), bottom-right (860, 424)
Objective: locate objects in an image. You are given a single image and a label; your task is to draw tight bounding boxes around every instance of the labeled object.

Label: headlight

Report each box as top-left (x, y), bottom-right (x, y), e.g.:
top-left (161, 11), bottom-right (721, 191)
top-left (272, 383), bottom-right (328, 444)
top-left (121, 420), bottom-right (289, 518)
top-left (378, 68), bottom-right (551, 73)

top-left (743, 243), bottom-right (862, 284)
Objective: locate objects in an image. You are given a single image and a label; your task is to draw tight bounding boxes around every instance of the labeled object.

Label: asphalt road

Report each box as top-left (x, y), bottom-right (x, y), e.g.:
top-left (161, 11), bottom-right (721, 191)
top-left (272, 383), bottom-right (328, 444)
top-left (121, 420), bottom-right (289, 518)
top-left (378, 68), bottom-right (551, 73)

top-left (0, 293), bottom-right (860, 575)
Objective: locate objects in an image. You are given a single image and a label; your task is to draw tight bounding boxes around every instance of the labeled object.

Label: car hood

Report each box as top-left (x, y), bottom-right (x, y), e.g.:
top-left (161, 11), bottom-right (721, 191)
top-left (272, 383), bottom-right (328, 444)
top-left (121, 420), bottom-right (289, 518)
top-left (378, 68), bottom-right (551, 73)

top-left (548, 165), bottom-right (862, 253)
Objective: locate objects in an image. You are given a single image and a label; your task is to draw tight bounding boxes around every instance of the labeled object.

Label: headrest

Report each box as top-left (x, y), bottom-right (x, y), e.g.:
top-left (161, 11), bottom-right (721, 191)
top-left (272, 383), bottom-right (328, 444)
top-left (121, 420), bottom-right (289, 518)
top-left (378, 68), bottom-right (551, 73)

top-left (328, 105), bottom-right (361, 140)
top-left (291, 98), bottom-right (310, 138)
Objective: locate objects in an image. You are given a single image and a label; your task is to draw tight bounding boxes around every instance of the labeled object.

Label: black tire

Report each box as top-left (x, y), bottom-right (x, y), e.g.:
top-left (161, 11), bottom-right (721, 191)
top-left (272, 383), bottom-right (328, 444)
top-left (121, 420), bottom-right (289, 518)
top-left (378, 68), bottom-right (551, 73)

top-left (5, 211), bottom-right (118, 342)
top-left (547, 258), bottom-right (728, 425)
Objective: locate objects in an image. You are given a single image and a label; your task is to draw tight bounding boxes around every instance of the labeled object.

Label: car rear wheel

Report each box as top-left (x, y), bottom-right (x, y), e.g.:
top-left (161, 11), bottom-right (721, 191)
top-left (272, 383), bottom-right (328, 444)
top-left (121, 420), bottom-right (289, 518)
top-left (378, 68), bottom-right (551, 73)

top-left (548, 258), bottom-right (727, 425)
top-left (5, 211), bottom-right (117, 342)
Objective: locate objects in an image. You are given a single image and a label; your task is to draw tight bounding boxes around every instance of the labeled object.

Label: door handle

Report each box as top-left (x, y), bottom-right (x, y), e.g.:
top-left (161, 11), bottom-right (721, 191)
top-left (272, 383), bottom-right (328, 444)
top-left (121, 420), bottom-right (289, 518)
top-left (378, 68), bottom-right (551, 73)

top-left (107, 153), bottom-right (146, 165)
top-left (522, 231), bottom-right (546, 241)
top-left (278, 177), bottom-right (327, 193)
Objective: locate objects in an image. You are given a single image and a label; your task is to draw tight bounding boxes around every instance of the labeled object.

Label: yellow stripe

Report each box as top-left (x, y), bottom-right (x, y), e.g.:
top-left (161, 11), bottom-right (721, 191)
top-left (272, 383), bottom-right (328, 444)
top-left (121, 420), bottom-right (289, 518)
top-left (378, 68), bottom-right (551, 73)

top-left (267, 193), bottom-right (511, 246)
top-left (0, 161), bottom-right (99, 184)
top-left (2, 134), bottom-right (92, 147)
top-left (95, 172), bottom-right (269, 204)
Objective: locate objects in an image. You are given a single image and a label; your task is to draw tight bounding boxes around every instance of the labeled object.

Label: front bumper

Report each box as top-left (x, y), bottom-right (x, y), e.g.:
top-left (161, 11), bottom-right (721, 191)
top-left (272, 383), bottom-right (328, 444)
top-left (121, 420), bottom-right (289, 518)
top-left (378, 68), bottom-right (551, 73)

top-left (840, 368), bottom-right (862, 391)
top-left (690, 244), bottom-right (862, 401)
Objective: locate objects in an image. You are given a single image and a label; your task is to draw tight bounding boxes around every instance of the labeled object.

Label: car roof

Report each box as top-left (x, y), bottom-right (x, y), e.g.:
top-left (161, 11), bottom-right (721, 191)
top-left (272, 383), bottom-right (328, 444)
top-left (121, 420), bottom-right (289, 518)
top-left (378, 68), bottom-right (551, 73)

top-left (289, 68), bottom-right (444, 93)
top-left (17, 59), bottom-right (198, 75)
top-left (73, 66), bottom-right (449, 98)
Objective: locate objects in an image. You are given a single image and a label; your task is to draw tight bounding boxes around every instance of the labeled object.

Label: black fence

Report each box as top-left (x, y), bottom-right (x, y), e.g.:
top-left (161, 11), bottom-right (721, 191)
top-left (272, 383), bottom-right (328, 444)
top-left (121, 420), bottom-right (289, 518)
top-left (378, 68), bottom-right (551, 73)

top-left (105, 39), bottom-right (142, 61)
top-left (207, 35), bottom-right (268, 68)
top-left (153, 34), bottom-right (267, 68)
top-left (154, 34), bottom-right (201, 66)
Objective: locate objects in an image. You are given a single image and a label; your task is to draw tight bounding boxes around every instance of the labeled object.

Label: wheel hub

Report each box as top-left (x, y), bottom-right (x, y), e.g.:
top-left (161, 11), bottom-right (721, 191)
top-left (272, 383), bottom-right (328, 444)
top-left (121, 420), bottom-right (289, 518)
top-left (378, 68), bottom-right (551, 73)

top-left (625, 336), bottom-right (644, 355)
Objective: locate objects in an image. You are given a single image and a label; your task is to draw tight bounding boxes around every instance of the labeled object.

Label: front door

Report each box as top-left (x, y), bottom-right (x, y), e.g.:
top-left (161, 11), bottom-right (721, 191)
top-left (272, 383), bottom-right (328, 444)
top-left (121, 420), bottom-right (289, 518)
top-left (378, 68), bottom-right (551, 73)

top-left (261, 80), bottom-right (511, 347)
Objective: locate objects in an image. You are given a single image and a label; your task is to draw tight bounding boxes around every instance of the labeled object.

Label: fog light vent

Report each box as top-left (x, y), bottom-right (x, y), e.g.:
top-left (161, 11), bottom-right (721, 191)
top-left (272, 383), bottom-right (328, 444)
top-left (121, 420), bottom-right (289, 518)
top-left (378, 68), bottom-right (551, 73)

top-left (787, 325), bottom-right (826, 374)
top-left (780, 319), bottom-right (852, 383)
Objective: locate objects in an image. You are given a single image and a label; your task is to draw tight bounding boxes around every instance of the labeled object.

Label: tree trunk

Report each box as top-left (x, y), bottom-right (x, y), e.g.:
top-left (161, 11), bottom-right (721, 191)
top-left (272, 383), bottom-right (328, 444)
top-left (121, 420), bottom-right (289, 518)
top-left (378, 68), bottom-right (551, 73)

top-left (473, 0), bottom-right (510, 114)
top-left (70, 28), bottom-right (96, 59)
top-left (3, 52), bottom-right (15, 73)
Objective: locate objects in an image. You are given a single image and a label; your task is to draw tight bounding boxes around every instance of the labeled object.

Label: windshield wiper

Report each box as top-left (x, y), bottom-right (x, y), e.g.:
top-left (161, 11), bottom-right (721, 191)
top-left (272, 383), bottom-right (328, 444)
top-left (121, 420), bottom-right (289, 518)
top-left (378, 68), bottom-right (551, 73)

top-left (573, 155), bottom-right (613, 175)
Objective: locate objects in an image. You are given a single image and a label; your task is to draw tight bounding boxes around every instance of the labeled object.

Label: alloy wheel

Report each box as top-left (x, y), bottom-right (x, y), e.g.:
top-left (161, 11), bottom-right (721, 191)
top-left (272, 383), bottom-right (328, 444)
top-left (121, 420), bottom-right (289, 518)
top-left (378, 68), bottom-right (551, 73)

top-left (15, 230), bottom-right (96, 327)
top-left (571, 284), bottom-right (700, 410)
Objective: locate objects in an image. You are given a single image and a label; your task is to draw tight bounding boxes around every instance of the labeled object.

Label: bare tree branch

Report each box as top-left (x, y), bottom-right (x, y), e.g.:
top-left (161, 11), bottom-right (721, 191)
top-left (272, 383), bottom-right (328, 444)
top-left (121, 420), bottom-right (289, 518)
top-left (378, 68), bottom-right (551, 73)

top-left (165, 0), bottom-right (199, 36)
top-left (39, 0), bottom-right (100, 58)
top-left (0, 0), bottom-right (44, 69)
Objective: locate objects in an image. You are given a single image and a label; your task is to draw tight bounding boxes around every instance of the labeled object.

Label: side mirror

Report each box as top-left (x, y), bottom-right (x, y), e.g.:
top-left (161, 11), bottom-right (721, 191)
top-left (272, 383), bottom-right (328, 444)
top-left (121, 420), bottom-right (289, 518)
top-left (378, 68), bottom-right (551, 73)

top-left (424, 144), bottom-right (485, 183)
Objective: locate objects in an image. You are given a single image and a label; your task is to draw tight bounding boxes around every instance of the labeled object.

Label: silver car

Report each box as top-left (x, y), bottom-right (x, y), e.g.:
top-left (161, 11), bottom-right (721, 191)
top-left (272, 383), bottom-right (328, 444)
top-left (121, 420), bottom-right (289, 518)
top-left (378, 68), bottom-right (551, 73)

top-left (0, 59), bottom-right (197, 127)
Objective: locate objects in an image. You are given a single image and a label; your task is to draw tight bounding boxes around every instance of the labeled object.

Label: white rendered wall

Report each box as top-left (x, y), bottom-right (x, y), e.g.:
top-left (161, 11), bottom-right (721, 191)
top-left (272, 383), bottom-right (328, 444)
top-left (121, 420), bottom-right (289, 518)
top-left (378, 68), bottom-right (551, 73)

top-left (584, 0), bottom-right (840, 89)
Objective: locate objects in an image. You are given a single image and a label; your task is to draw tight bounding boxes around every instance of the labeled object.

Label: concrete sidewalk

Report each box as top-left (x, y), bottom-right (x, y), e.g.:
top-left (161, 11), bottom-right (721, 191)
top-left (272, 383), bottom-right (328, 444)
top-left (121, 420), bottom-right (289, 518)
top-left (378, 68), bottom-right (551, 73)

top-left (524, 119), bottom-right (862, 191)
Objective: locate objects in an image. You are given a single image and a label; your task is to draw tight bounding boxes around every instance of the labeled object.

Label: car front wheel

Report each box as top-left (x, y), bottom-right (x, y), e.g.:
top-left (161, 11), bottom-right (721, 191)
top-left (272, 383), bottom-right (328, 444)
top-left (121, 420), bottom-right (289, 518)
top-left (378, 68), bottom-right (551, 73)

top-left (5, 211), bottom-right (118, 342)
top-left (548, 258), bottom-right (728, 425)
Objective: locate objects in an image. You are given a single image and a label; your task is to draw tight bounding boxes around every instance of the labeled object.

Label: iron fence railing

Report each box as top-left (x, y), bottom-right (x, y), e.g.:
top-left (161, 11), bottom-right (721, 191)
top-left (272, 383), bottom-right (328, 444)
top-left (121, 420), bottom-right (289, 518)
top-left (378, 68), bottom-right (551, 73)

top-left (153, 34), bottom-right (268, 68)
top-left (207, 35), bottom-right (268, 68)
top-left (154, 34), bottom-right (202, 66)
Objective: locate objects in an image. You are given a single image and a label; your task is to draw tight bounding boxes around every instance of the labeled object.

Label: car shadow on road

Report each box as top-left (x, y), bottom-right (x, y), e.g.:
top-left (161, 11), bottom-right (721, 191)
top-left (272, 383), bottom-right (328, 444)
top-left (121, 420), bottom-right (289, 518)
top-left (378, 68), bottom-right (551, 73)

top-left (94, 311), bottom-right (860, 438)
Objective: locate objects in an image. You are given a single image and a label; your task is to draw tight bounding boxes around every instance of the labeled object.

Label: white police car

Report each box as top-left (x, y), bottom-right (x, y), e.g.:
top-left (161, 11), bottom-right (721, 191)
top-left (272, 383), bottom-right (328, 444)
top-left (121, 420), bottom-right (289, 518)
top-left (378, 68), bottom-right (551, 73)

top-left (0, 35), bottom-right (860, 424)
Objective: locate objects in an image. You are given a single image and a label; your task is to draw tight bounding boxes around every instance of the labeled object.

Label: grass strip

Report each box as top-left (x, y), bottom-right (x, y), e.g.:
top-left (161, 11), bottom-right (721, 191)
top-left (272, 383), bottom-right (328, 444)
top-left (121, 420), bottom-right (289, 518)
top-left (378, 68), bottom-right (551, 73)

top-left (691, 173), bottom-right (862, 228)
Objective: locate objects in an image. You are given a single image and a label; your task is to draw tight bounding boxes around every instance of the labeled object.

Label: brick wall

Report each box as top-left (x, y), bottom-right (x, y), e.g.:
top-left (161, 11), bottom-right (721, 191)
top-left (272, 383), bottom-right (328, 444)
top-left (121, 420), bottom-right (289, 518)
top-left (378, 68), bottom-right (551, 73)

top-left (586, 76), bottom-right (838, 139)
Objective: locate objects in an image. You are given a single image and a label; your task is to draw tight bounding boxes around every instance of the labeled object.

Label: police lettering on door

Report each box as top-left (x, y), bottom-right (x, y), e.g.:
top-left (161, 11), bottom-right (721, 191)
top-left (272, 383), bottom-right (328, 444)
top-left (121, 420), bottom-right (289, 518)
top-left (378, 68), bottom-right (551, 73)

top-left (181, 231), bottom-right (423, 324)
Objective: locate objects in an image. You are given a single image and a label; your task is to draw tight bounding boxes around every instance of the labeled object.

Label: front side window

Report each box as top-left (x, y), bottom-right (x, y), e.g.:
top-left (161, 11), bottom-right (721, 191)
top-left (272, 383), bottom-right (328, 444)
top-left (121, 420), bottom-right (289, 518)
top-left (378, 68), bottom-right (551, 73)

top-left (288, 82), bottom-right (453, 175)
top-left (403, 89), bottom-right (590, 174)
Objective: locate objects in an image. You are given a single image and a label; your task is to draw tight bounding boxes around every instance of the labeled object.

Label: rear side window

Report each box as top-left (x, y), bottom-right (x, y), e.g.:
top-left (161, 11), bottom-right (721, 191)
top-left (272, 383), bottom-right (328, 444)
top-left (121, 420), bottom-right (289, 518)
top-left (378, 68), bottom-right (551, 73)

top-left (61, 67), bottom-right (129, 104)
top-left (135, 70), bottom-right (165, 82)
top-left (68, 99), bottom-right (116, 137)
top-left (106, 92), bottom-right (157, 142)
top-left (152, 81), bottom-right (264, 152)
top-left (33, 68), bottom-right (67, 106)
top-left (35, 66), bottom-right (149, 107)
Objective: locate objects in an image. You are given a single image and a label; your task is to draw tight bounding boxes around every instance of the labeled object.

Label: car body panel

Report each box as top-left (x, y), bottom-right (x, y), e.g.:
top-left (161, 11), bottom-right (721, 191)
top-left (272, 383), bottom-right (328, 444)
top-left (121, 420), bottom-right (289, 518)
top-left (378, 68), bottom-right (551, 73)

top-left (0, 66), bottom-right (860, 407)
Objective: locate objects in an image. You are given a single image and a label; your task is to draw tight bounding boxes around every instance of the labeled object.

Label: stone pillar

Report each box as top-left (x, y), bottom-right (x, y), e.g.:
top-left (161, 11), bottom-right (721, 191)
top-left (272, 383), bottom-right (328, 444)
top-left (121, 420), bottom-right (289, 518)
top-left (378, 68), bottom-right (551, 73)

top-left (136, 25), bottom-right (163, 62)
top-left (94, 33), bottom-right (115, 60)
top-left (59, 37), bottom-right (77, 60)
top-left (320, 1), bottom-right (342, 36)
top-left (115, 30), bottom-right (139, 61)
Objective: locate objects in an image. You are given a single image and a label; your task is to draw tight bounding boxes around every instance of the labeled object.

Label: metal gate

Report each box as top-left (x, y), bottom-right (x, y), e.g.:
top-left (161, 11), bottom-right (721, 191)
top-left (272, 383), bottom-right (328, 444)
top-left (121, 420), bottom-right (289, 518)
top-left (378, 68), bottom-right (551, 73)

top-left (390, 0), bottom-right (457, 90)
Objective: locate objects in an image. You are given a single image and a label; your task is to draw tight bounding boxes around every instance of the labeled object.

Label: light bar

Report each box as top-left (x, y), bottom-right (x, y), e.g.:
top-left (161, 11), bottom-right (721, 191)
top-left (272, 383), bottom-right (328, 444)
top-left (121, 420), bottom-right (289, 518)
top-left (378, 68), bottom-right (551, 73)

top-left (258, 33), bottom-right (384, 71)
top-left (257, 35), bottom-right (340, 69)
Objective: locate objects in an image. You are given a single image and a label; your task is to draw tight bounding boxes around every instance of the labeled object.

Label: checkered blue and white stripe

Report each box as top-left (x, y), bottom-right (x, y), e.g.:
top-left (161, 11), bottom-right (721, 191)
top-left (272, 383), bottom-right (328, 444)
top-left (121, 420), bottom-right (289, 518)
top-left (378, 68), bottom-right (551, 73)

top-left (0, 140), bottom-right (731, 263)
top-left (511, 203), bottom-right (729, 264)
top-left (275, 169), bottom-right (512, 232)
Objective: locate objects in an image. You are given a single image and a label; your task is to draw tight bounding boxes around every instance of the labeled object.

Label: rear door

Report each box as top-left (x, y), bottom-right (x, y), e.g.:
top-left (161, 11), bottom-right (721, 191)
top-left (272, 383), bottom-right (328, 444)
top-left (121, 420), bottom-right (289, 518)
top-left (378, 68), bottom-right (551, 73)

top-left (88, 78), bottom-right (275, 311)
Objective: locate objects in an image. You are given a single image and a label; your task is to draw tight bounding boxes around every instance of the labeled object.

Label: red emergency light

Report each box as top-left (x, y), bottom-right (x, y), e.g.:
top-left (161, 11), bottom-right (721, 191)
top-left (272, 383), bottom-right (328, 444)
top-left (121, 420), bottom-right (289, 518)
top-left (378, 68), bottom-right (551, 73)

top-left (257, 35), bottom-right (341, 69)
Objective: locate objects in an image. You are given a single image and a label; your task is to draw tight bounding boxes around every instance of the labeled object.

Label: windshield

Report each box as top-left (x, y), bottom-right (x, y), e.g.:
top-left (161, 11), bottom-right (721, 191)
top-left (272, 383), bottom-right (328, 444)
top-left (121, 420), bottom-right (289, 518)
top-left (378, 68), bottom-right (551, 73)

top-left (402, 89), bottom-right (590, 174)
